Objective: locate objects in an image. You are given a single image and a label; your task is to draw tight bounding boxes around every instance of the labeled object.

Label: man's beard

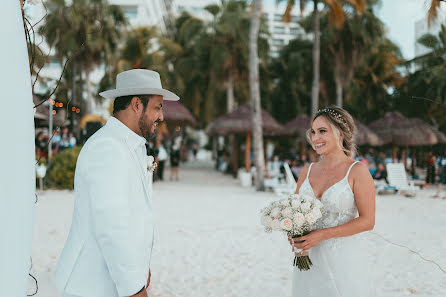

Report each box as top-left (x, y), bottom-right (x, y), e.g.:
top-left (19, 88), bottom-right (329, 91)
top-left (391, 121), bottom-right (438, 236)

top-left (138, 113), bottom-right (158, 142)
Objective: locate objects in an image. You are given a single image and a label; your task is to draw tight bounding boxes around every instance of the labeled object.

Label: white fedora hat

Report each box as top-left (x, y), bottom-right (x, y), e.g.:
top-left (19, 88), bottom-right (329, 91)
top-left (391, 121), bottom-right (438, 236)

top-left (99, 69), bottom-right (179, 101)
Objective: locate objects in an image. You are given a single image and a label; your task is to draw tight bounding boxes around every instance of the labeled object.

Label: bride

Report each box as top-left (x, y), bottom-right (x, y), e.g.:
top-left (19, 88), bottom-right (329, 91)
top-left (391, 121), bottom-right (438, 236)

top-left (290, 106), bottom-right (375, 297)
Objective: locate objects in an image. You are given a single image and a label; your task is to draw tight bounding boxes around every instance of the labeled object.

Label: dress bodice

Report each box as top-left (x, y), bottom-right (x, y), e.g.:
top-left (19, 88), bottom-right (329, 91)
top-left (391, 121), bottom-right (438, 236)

top-left (299, 161), bottom-right (359, 228)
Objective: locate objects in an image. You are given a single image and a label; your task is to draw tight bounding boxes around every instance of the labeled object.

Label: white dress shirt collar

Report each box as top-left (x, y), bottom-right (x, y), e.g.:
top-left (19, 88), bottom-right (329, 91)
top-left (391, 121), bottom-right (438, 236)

top-left (106, 116), bottom-right (146, 150)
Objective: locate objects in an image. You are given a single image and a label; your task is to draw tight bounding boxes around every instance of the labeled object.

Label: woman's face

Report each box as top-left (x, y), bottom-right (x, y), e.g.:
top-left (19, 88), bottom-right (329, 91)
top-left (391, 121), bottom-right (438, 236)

top-left (310, 116), bottom-right (342, 155)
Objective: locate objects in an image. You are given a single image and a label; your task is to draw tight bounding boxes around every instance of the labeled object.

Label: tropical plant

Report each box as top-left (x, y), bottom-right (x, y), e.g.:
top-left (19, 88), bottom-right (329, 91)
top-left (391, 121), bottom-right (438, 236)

top-left (400, 25), bottom-right (446, 131)
top-left (47, 146), bottom-right (82, 189)
top-left (39, 0), bottom-right (126, 114)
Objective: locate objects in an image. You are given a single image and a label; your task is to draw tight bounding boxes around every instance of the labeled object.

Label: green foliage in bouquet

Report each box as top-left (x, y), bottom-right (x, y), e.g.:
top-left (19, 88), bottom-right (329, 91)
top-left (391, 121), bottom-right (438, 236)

top-left (47, 147), bottom-right (82, 189)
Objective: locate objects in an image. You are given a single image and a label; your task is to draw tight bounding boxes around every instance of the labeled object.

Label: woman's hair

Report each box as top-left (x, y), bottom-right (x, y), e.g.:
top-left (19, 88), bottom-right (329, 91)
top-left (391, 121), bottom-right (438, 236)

top-left (306, 106), bottom-right (357, 157)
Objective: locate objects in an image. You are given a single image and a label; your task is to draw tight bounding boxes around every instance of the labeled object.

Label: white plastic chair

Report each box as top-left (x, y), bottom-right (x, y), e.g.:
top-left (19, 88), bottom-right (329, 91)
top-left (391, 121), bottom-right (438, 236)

top-left (386, 163), bottom-right (420, 197)
top-left (272, 162), bottom-right (297, 196)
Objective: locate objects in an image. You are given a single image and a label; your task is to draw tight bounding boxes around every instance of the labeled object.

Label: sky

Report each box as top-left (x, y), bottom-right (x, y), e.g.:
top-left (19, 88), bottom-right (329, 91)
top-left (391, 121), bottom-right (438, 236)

top-left (264, 0), bottom-right (446, 60)
top-left (376, 0), bottom-right (445, 59)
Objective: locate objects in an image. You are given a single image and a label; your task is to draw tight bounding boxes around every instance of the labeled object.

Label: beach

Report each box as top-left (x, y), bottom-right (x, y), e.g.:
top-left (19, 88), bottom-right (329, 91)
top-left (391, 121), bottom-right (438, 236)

top-left (30, 161), bottom-right (446, 297)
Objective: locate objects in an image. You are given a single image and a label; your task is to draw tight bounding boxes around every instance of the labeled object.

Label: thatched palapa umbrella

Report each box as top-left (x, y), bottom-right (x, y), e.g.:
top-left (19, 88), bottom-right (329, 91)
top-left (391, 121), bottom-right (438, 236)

top-left (206, 103), bottom-right (284, 173)
top-left (369, 112), bottom-right (438, 165)
top-left (162, 100), bottom-right (197, 127)
top-left (156, 101), bottom-right (197, 147)
top-left (283, 114), bottom-right (311, 138)
top-left (283, 114), bottom-right (311, 158)
top-left (409, 118), bottom-right (446, 144)
top-left (353, 119), bottom-right (383, 146)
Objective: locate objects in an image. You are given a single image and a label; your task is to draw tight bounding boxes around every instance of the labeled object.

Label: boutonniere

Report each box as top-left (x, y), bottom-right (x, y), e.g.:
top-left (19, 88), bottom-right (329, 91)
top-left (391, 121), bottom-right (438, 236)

top-left (147, 155), bottom-right (157, 173)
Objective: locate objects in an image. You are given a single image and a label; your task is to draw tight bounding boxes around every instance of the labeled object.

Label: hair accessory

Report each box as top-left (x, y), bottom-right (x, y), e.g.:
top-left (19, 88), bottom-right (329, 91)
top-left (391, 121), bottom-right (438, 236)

top-left (318, 108), bottom-right (350, 132)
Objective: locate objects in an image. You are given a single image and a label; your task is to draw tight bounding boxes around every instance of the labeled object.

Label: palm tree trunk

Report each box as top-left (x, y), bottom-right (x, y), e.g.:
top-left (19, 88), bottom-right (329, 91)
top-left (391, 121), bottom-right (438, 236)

top-left (311, 0), bottom-right (320, 116)
top-left (227, 69), bottom-right (235, 112)
top-left (85, 69), bottom-right (94, 114)
top-left (335, 75), bottom-right (343, 107)
top-left (249, 0), bottom-right (265, 191)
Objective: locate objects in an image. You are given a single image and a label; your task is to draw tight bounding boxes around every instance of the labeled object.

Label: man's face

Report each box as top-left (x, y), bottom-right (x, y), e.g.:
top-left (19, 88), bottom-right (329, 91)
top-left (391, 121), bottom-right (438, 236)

top-left (138, 95), bottom-right (164, 142)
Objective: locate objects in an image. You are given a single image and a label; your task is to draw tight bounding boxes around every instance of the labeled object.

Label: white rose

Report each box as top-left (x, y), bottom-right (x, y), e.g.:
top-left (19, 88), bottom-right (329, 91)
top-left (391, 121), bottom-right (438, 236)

top-left (147, 155), bottom-right (154, 164)
top-left (291, 199), bottom-right (301, 209)
top-left (293, 213), bottom-right (305, 227)
top-left (301, 194), bottom-right (314, 203)
top-left (260, 215), bottom-right (273, 227)
top-left (280, 199), bottom-right (291, 207)
top-left (305, 213), bottom-right (316, 225)
top-left (270, 207), bottom-right (281, 218)
top-left (280, 218), bottom-right (293, 231)
top-left (271, 219), bottom-right (281, 230)
top-left (310, 208), bottom-right (322, 220)
top-left (281, 207), bottom-right (294, 219)
top-left (290, 194), bottom-right (300, 200)
top-left (300, 202), bottom-right (311, 213)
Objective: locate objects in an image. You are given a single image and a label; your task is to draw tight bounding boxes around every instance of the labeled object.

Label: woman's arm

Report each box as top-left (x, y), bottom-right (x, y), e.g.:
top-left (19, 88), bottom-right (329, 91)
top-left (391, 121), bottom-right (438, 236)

top-left (294, 163), bottom-right (375, 251)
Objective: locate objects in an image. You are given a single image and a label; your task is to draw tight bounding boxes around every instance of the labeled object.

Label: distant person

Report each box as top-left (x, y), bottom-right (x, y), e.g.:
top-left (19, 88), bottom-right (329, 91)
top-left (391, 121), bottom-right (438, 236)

top-left (51, 129), bottom-right (61, 154)
top-left (373, 163), bottom-right (388, 184)
top-left (59, 127), bottom-right (70, 151)
top-left (157, 144), bottom-right (168, 181)
top-left (290, 159), bottom-right (304, 180)
top-left (433, 149), bottom-right (446, 199)
top-left (35, 131), bottom-right (48, 159)
top-left (69, 132), bottom-right (77, 148)
top-left (426, 152), bottom-right (436, 186)
top-left (170, 143), bottom-right (180, 181)
top-left (192, 143), bottom-right (198, 160)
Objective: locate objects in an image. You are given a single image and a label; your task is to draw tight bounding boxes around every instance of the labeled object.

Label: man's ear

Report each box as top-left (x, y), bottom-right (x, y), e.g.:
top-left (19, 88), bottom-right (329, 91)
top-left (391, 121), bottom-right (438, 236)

top-left (130, 96), bottom-right (142, 113)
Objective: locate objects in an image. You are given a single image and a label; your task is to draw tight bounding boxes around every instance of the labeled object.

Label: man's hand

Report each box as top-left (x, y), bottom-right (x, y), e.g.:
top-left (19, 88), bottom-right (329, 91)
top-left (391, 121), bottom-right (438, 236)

top-left (146, 270), bottom-right (151, 289)
top-left (129, 287), bottom-right (148, 297)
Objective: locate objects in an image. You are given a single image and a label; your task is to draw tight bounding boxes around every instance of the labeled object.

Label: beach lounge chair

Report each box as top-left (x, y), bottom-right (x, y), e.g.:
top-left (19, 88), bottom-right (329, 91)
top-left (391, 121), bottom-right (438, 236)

top-left (386, 163), bottom-right (420, 197)
top-left (272, 162), bottom-right (297, 196)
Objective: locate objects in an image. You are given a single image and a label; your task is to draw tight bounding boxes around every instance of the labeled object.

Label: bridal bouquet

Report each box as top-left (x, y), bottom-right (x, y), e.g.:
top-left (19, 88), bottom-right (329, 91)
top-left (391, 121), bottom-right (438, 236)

top-left (260, 194), bottom-right (324, 271)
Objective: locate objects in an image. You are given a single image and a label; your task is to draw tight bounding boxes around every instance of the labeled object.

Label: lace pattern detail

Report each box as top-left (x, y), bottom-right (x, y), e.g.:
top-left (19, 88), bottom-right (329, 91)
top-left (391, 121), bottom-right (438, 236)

top-left (299, 163), bottom-right (359, 235)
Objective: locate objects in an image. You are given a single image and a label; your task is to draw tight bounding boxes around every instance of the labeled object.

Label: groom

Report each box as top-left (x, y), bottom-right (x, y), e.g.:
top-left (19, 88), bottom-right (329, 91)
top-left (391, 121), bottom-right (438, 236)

top-left (54, 69), bottom-right (179, 297)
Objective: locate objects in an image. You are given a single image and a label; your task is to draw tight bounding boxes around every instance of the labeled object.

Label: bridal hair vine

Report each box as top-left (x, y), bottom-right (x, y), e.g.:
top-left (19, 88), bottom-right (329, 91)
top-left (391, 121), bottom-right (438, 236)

top-left (318, 108), bottom-right (350, 133)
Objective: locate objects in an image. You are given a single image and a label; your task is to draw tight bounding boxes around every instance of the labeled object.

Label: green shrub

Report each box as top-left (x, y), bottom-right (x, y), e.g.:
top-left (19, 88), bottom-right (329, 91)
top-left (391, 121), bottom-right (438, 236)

top-left (47, 146), bottom-right (82, 189)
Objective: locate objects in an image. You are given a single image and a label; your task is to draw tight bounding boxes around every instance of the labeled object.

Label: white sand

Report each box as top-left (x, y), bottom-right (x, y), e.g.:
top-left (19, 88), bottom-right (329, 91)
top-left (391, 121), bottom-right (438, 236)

top-left (30, 161), bottom-right (446, 296)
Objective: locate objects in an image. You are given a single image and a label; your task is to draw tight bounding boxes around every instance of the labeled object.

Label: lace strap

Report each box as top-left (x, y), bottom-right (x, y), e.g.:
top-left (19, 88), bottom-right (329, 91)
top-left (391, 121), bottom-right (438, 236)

top-left (306, 163), bottom-right (314, 179)
top-left (345, 161), bottom-right (359, 179)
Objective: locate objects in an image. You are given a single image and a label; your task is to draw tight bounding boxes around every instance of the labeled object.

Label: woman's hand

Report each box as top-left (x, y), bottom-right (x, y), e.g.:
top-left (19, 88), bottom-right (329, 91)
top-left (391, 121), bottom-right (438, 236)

top-left (292, 229), bottom-right (328, 252)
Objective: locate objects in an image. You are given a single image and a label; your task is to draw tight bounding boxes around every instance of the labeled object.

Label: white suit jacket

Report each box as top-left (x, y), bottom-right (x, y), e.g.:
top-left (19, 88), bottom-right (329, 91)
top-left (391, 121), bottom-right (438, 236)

top-left (54, 117), bottom-right (154, 297)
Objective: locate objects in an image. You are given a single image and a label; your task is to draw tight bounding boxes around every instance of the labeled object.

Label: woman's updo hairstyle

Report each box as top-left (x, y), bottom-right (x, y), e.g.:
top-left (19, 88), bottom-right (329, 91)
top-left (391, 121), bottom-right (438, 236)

top-left (306, 106), bottom-right (357, 157)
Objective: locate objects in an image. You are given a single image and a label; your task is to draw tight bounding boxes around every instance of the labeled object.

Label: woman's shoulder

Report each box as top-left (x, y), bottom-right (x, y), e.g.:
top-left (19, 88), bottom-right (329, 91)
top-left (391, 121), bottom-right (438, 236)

top-left (296, 163), bottom-right (311, 181)
top-left (350, 161), bottom-right (372, 180)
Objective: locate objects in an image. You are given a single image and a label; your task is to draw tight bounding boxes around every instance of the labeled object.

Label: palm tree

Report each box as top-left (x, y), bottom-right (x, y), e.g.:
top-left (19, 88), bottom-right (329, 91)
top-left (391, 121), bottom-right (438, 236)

top-left (278, 0), bottom-right (366, 114)
top-left (427, 0), bottom-right (445, 27)
top-left (250, 0), bottom-right (265, 190)
top-left (214, 0), bottom-right (252, 112)
top-left (321, 2), bottom-right (379, 107)
top-left (402, 25), bottom-right (446, 130)
top-left (270, 38), bottom-right (313, 121)
top-left (348, 38), bottom-right (404, 123)
top-left (39, 0), bottom-right (126, 114)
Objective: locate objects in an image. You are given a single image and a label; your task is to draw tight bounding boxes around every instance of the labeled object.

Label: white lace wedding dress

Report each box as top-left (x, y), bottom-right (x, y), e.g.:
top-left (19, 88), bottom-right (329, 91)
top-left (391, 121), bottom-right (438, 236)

top-left (292, 161), bottom-right (375, 297)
